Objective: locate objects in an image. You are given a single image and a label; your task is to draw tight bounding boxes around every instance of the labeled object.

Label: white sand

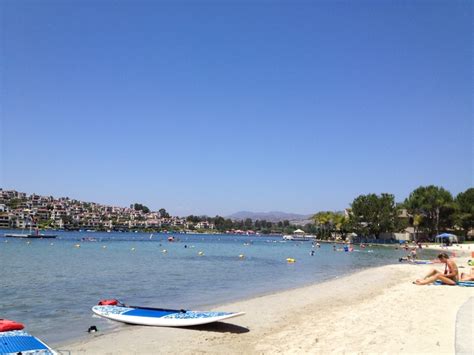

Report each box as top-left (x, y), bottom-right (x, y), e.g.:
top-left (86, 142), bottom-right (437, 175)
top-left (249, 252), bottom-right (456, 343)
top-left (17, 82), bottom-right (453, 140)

top-left (62, 259), bottom-right (473, 354)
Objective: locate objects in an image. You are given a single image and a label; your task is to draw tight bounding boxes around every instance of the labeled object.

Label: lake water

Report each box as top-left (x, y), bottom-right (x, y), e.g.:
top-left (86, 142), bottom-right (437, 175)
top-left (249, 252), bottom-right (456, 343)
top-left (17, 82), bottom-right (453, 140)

top-left (0, 230), bottom-right (437, 345)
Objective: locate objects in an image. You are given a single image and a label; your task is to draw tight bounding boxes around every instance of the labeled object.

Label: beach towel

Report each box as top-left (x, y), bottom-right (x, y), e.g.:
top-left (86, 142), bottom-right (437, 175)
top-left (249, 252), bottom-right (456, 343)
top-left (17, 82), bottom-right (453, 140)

top-left (434, 280), bottom-right (474, 287)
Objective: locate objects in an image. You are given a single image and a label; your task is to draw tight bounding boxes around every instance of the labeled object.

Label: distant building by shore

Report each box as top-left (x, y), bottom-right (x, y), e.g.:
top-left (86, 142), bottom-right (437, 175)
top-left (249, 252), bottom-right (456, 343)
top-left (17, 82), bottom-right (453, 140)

top-left (0, 188), bottom-right (186, 231)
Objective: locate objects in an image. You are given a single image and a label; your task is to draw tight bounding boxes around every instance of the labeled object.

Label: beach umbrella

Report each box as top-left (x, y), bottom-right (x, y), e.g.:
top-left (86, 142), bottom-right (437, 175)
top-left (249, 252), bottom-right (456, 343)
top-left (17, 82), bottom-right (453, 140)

top-left (436, 233), bottom-right (456, 238)
top-left (435, 233), bottom-right (458, 243)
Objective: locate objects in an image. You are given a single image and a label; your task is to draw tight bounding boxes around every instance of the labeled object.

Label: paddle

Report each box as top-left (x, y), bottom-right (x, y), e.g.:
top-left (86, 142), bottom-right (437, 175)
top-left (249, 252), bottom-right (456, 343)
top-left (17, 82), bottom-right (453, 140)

top-left (116, 300), bottom-right (187, 313)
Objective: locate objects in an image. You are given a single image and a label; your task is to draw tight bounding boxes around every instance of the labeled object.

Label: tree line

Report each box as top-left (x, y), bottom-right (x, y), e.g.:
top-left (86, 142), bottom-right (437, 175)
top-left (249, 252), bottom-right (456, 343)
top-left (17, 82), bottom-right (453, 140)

top-left (185, 215), bottom-right (317, 235)
top-left (313, 186), bottom-right (473, 241)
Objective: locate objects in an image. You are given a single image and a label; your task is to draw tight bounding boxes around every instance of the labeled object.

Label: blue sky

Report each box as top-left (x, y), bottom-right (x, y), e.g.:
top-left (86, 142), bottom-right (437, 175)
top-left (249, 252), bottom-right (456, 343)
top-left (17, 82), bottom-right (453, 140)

top-left (1, 0), bottom-right (472, 216)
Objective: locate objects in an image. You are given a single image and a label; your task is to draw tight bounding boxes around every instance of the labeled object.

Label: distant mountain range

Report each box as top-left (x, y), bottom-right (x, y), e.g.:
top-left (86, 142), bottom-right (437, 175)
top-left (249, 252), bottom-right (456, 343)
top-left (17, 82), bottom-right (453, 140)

top-left (227, 211), bottom-right (313, 223)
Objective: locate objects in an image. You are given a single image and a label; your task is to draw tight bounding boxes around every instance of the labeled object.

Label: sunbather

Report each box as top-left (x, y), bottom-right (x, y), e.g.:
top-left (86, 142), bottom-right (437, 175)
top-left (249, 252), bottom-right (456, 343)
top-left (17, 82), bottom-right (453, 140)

top-left (414, 253), bottom-right (458, 285)
top-left (460, 268), bottom-right (474, 281)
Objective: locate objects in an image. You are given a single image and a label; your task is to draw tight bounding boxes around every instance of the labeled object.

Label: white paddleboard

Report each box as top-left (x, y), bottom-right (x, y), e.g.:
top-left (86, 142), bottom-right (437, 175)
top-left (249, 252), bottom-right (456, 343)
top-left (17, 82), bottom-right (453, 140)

top-left (92, 305), bottom-right (245, 327)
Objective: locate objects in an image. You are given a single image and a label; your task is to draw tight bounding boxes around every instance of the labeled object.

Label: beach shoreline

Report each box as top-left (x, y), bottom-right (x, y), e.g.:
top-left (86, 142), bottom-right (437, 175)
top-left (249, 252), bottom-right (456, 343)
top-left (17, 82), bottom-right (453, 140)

top-left (61, 256), bottom-right (473, 354)
top-left (53, 265), bottom-right (376, 349)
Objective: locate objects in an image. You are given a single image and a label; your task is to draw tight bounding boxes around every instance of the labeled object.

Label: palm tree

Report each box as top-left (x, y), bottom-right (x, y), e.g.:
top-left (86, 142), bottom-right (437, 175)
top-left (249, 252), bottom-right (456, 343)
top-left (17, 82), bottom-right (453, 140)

top-left (413, 214), bottom-right (423, 242)
top-left (313, 211), bottom-right (346, 240)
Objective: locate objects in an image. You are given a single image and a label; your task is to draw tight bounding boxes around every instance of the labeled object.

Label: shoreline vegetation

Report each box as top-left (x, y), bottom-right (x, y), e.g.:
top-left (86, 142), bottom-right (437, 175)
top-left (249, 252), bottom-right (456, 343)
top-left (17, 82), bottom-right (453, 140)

top-left (1, 186), bottom-right (473, 242)
top-left (62, 247), bottom-right (473, 354)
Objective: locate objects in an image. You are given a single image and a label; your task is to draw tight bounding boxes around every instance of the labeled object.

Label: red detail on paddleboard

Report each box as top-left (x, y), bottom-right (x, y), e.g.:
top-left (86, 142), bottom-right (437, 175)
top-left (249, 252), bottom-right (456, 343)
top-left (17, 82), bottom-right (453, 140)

top-left (98, 299), bottom-right (119, 306)
top-left (0, 319), bottom-right (25, 332)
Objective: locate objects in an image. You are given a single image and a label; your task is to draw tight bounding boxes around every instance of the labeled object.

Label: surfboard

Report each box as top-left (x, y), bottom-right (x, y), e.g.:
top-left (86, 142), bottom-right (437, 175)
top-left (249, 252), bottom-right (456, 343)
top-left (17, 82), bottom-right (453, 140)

top-left (92, 305), bottom-right (245, 327)
top-left (0, 330), bottom-right (56, 354)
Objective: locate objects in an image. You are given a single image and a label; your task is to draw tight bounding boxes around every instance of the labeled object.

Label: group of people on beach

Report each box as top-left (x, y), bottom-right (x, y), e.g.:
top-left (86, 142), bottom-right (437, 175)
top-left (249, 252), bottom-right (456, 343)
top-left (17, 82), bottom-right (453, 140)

top-left (414, 253), bottom-right (474, 285)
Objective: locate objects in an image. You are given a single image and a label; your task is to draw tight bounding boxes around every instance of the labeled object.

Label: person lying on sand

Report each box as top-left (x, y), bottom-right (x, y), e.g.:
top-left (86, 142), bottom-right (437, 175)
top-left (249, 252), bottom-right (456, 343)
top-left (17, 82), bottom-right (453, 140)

top-left (460, 268), bottom-right (474, 281)
top-left (414, 253), bottom-right (458, 285)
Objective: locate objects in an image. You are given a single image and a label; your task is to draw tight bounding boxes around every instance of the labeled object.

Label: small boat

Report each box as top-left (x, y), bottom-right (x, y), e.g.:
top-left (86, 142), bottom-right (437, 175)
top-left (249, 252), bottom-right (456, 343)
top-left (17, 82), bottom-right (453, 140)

top-left (4, 233), bottom-right (57, 239)
top-left (4, 225), bottom-right (57, 239)
top-left (282, 235), bottom-right (313, 241)
top-left (93, 299), bottom-right (245, 327)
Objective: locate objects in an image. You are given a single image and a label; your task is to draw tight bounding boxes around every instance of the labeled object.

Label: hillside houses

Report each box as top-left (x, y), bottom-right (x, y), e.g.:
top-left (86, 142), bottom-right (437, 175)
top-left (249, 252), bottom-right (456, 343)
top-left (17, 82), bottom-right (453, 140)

top-left (0, 189), bottom-right (186, 231)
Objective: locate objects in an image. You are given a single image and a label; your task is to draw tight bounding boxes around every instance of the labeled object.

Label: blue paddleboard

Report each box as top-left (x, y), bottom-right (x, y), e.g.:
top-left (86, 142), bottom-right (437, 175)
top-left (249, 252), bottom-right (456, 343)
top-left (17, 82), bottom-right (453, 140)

top-left (0, 330), bottom-right (56, 354)
top-left (93, 305), bottom-right (245, 327)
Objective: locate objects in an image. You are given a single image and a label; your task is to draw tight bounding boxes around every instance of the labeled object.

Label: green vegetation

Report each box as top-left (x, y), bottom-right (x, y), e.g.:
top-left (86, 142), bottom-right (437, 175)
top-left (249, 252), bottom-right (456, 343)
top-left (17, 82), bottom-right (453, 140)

top-left (310, 186), bottom-right (472, 242)
top-left (403, 186), bottom-right (454, 238)
top-left (132, 203), bottom-right (150, 213)
top-left (5, 198), bottom-right (25, 209)
top-left (349, 193), bottom-right (399, 238)
top-left (158, 208), bottom-right (170, 218)
top-left (313, 211), bottom-right (348, 240)
top-left (185, 215), bottom-right (315, 234)
top-left (454, 188), bottom-right (474, 238)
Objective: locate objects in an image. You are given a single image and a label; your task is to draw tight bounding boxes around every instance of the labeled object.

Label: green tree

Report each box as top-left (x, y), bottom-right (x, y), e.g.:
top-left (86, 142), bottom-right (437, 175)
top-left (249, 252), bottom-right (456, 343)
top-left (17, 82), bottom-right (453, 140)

top-left (133, 203), bottom-right (150, 214)
top-left (303, 223), bottom-right (318, 234)
top-left (244, 218), bottom-right (253, 230)
top-left (404, 186), bottom-right (454, 238)
top-left (349, 193), bottom-right (398, 238)
top-left (186, 215), bottom-right (198, 223)
top-left (333, 213), bottom-right (350, 238)
top-left (63, 215), bottom-right (74, 227)
top-left (212, 216), bottom-right (226, 231)
top-left (313, 211), bottom-right (338, 239)
top-left (224, 218), bottom-right (234, 230)
top-left (313, 212), bottom-right (348, 240)
top-left (411, 214), bottom-right (423, 242)
top-left (158, 208), bottom-right (169, 218)
top-left (6, 198), bottom-right (24, 209)
top-left (454, 188), bottom-right (474, 240)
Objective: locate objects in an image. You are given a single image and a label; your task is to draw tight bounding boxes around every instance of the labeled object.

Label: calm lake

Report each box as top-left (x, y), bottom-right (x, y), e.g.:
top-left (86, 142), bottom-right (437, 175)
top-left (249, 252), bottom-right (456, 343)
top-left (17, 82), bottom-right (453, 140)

top-left (0, 230), bottom-right (437, 345)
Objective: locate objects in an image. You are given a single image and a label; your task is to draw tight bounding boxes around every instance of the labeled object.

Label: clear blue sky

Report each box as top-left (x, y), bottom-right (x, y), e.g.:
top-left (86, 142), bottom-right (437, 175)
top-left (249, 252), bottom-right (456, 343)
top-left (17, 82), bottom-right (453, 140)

top-left (1, 0), bottom-right (472, 216)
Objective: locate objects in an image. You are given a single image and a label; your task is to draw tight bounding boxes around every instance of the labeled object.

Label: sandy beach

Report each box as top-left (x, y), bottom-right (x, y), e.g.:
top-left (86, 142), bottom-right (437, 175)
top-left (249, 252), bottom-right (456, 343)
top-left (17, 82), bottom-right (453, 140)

top-left (62, 255), bottom-right (473, 354)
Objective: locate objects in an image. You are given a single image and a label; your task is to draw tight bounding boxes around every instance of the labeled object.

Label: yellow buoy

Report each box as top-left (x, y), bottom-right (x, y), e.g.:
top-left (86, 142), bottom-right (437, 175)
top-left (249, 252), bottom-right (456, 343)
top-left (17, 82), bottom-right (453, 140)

top-left (286, 258), bottom-right (296, 263)
top-left (75, 244), bottom-right (81, 248)
top-left (198, 251), bottom-right (204, 256)
top-left (239, 254), bottom-right (245, 259)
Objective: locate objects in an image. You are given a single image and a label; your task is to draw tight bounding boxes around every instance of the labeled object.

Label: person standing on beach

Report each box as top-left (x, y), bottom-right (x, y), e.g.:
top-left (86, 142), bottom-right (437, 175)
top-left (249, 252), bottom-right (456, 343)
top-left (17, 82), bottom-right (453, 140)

top-left (414, 253), bottom-right (459, 285)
